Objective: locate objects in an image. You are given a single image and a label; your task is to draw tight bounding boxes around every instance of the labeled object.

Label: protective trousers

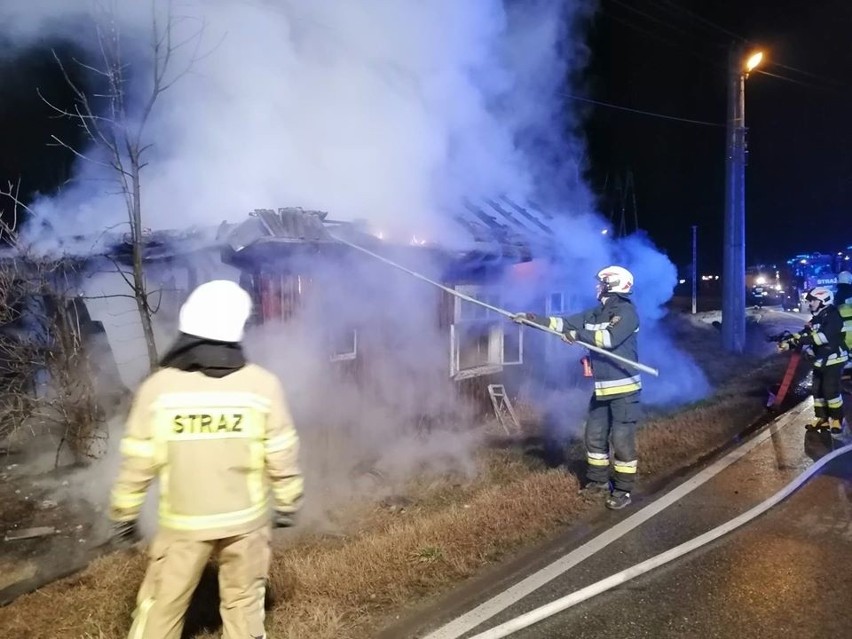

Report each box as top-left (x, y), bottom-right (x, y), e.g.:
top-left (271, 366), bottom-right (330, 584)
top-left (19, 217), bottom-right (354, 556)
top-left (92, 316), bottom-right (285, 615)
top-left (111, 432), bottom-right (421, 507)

top-left (127, 526), bottom-right (271, 639)
top-left (584, 393), bottom-right (640, 493)
top-left (812, 364), bottom-right (844, 423)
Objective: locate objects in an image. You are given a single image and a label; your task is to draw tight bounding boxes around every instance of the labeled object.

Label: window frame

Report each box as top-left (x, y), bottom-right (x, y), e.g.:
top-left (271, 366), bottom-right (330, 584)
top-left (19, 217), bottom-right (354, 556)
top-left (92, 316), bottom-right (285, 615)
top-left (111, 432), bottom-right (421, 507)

top-left (449, 285), bottom-right (523, 380)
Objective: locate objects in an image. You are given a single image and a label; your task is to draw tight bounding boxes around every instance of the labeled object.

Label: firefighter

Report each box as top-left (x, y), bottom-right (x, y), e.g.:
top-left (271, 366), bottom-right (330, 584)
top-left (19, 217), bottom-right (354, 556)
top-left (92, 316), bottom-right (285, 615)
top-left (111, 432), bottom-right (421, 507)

top-left (780, 286), bottom-right (848, 434)
top-left (514, 266), bottom-right (641, 510)
top-left (108, 280), bottom-right (303, 639)
top-left (837, 270), bottom-right (852, 306)
top-left (837, 272), bottom-right (852, 385)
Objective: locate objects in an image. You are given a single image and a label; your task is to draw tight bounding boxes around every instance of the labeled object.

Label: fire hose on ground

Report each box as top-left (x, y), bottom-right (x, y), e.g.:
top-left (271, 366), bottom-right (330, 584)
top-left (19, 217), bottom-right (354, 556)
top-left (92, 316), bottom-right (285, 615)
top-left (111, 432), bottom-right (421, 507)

top-left (330, 236), bottom-right (660, 377)
top-left (467, 437), bottom-right (852, 638)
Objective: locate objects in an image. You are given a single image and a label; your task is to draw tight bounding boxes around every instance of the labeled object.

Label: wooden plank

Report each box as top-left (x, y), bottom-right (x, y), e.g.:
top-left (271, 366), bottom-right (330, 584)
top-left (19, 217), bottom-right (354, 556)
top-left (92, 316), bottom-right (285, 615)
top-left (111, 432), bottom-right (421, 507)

top-left (4, 527), bottom-right (57, 541)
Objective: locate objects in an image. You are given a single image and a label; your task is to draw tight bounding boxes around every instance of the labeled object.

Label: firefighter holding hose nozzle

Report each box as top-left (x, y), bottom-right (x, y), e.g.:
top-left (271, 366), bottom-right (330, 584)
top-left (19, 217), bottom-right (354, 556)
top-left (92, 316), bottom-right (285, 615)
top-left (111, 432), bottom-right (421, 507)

top-left (778, 286), bottom-right (848, 435)
top-left (513, 266), bottom-right (641, 510)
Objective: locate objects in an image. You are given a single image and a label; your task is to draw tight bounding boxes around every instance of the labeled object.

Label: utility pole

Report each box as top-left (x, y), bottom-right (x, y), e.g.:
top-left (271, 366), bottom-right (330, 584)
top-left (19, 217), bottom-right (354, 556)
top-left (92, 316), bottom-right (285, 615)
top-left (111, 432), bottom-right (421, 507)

top-left (722, 45), bottom-right (751, 353)
top-left (692, 225), bottom-right (698, 314)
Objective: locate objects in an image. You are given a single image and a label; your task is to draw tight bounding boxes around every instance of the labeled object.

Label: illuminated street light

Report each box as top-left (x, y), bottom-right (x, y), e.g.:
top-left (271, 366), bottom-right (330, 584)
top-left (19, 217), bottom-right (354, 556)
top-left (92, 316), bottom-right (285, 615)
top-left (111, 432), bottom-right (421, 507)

top-left (745, 51), bottom-right (764, 74)
top-left (723, 46), bottom-right (766, 353)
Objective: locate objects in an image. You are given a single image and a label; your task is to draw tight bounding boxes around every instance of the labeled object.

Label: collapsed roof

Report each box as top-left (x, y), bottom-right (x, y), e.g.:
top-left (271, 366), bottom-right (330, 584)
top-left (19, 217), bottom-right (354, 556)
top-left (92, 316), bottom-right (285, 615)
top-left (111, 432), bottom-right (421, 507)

top-left (17, 197), bottom-right (562, 269)
top-left (220, 198), bottom-right (559, 264)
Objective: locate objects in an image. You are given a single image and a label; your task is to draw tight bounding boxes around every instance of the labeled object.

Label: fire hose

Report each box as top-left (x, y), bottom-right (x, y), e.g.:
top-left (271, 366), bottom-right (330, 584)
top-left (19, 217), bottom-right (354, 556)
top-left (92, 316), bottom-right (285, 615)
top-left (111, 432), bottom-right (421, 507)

top-left (468, 436), bottom-right (852, 638)
top-left (331, 236), bottom-right (660, 377)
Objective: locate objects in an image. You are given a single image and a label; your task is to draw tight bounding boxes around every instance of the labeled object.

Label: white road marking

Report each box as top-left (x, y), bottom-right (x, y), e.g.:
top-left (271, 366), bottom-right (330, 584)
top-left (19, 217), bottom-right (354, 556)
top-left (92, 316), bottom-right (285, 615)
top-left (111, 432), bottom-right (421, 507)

top-left (473, 420), bottom-right (852, 638)
top-left (423, 399), bottom-right (812, 639)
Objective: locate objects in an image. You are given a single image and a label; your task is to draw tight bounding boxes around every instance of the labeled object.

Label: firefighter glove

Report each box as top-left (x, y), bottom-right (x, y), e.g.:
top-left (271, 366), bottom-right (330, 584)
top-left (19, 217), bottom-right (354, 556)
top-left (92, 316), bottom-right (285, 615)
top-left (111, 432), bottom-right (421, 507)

top-left (273, 510), bottom-right (297, 529)
top-left (511, 312), bottom-right (536, 324)
top-left (562, 330), bottom-right (577, 344)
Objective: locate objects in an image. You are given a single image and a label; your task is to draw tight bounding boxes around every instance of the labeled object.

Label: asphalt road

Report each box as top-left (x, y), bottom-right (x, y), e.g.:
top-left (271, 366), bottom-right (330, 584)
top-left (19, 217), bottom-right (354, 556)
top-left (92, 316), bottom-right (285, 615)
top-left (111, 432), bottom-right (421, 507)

top-left (463, 410), bottom-right (852, 639)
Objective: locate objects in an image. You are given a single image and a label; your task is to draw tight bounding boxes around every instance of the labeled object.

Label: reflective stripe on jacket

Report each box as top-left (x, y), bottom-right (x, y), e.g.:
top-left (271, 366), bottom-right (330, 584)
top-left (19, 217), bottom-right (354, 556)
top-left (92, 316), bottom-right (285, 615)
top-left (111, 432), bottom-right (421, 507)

top-left (796, 305), bottom-right (848, 369)
top-left (109, 364), bottom-right (303, 540)
top-left (552, 294), bottom-right (641, 399)
top-left (839, 303), bottom-right (852, 351)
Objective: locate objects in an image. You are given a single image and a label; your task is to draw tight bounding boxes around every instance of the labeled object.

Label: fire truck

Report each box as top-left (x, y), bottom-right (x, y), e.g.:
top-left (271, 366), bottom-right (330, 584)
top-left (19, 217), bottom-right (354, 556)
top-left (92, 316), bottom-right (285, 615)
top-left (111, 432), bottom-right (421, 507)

top-left (786, 250), bottom-right (851, 312)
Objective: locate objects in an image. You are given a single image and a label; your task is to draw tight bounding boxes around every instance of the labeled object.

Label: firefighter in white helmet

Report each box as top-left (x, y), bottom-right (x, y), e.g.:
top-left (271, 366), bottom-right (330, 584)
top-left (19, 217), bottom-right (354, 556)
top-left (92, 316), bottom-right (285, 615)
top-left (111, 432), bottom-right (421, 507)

top-left (108, 280), bottom-right (303, 639)
top-left (514, 266), bottom-right (641, 510)
top-left (780, 286), bottom-right (848, 434)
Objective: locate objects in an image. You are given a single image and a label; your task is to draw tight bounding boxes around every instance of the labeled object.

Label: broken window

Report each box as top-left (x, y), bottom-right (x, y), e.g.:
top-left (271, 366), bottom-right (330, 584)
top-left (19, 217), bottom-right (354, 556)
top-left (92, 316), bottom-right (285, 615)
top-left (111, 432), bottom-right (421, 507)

top-left (546, 291), bottom-right (565, 315)
top-left (258, 272), bottom-right (305, 322)
top-left (450, 285), bottom-right (523, 380)
top-left (330, 327), bottom-right (358, 362)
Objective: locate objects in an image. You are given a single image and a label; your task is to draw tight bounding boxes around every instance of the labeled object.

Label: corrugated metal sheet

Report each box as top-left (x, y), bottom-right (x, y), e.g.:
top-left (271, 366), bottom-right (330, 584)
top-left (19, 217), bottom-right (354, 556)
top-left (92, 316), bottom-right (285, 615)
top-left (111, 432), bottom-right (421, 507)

top-left (252, 208), bottom-right (331, 242)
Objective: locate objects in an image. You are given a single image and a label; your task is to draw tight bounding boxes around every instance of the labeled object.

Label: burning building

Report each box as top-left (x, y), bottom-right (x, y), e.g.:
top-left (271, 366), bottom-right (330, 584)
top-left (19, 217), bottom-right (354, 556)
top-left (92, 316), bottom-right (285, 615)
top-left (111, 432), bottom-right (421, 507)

top-left (23, 201), bottom-right (589, 434)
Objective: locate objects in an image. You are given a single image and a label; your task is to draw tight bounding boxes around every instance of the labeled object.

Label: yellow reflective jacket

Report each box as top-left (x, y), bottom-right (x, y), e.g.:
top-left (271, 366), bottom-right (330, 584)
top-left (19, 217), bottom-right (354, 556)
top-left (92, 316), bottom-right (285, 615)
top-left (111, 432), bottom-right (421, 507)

top-left (840, 302), bottom-right (852, 351)
top-left (109, 364), bottom-right (303, 540)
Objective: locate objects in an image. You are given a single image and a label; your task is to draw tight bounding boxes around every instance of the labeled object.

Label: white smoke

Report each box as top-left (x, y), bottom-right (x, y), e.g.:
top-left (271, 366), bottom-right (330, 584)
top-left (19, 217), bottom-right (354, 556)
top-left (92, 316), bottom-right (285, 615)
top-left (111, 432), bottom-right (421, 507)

top-left (1, 0), bottom-right (712, 499)
top-left (1, 0), bottom-right (594, 247)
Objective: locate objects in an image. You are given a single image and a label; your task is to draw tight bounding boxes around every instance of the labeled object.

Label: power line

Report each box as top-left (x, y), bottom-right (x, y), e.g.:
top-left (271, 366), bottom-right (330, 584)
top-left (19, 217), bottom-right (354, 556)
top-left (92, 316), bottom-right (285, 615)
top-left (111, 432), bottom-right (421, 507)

top-left (603, 8), bottom-right (727, 71)
top-left (609, 0), bottom-right (707, 43)
top-left (563, 92), bottom-right (724, 127)
top-left (767, 61), bottom-right (848, 90)
top-left (647, 0), bottom-right (850, 90)
top-left (649, 0), bottom-right (748, 43)
top-left (754, 69), bottom-right (827, 90)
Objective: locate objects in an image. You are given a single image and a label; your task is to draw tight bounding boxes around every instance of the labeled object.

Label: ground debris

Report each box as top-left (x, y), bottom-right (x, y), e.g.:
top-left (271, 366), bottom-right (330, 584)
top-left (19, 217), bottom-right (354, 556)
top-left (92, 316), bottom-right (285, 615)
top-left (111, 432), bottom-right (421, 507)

top-left (4, 526), bottom-right (57, 541)
top-left (381, 495), bottom-right (414, 513)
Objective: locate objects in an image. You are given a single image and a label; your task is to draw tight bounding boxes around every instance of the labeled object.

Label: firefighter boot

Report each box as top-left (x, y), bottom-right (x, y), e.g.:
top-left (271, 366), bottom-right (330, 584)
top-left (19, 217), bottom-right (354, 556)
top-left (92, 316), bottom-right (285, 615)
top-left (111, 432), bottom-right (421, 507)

top-left (829, 418), bottom-right (846, 437)
top-left (806, 419), bottom-right (829, 432)
top-left (582, 481), bottom-right (610, 495)
top-left (605, 490), bottom-right (632, 510)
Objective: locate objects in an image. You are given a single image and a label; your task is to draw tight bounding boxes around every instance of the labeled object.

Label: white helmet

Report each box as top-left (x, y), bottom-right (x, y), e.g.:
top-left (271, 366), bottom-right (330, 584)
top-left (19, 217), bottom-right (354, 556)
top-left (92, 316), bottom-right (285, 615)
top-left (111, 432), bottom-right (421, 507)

top-left (838, 271), bottom-right (852, 285)
top-left (179, 280), bottom-right (253, 343)
top-left (805, 286), bottom-right (833, 310)
top-left (596, 265), bottom-right (634, 295)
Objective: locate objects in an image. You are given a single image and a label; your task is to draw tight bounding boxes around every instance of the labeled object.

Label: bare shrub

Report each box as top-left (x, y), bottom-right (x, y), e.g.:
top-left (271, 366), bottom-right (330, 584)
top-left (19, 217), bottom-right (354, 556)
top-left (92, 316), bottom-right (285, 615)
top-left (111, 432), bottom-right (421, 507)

top-left (0, 253), bottom-right (110, 465)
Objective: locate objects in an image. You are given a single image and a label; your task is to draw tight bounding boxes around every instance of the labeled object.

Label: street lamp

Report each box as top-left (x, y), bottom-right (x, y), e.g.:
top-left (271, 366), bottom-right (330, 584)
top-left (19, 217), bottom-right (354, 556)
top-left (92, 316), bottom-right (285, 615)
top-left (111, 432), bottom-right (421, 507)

top-left (745, 51), bottom-right (764, 74)
top-left (722, 47), bottom-right (764, 353)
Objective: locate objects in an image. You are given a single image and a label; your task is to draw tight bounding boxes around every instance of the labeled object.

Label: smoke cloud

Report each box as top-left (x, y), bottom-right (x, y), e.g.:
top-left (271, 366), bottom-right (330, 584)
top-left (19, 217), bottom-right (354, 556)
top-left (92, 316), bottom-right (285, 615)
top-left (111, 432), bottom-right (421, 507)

top-left (1, 0), bottom-right (712, 527)
top-left (2, 0), bottom-right (594, 246)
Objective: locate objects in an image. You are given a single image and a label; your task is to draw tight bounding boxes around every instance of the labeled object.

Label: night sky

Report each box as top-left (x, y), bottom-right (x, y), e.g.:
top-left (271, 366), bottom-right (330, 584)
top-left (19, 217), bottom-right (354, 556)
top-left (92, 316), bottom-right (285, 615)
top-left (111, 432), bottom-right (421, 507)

top-left (1, 1), bottom-right (851, 272)
top-left (584, 0), bottom-right (852, 271)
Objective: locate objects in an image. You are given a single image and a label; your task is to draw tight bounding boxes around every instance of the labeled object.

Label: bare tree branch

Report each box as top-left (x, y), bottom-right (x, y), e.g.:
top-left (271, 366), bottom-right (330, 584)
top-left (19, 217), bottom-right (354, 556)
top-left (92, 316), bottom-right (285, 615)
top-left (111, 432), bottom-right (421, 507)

top-left (0, 180), bottom-right (38, 234)
top-left (23, 0), bottom-right (207, 372)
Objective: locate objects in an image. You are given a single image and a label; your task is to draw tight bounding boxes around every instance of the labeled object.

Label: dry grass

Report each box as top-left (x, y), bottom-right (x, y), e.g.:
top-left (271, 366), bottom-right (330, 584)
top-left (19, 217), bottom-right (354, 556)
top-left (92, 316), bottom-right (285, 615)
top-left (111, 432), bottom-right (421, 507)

top-left (0, 356), bottom-right (792, 639)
